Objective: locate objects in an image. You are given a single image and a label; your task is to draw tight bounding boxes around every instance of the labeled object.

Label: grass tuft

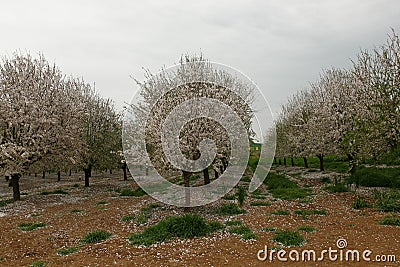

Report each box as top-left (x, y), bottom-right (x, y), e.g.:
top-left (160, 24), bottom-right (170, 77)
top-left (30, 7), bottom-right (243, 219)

top-left (57, 246), bottom-right (80, 256)
top-left (216, 203), bottom-right (246, 216)
top-left (120, 188), bottom-right (147, 197)
top-left (18, 222), bottom-right (47, 231)
top-left (40, 189), bottom-right (68, 195)
top-left (273, 230), bottom-right (306, 247)
top-left (81, 230), bottom-right (112, 244)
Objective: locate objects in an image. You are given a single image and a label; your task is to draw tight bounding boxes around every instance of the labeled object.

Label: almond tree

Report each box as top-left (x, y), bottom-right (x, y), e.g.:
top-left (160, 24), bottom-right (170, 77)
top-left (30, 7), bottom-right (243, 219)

top-left (0, 53), bottom-right (82, 200)
top-left (124, 55), bottom-right (254, 206)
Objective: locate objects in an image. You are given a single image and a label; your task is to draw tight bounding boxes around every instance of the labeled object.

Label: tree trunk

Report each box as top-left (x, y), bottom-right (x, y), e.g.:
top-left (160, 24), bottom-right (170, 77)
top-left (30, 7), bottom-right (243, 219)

top-left (84, 165), bottom-right (92, 187)
top-left (122, 162), bottom-right (127, 180)
top-left (57, 170), bottom-right (61, 182)
top-left (34, 173), bottom-right (37, 177)
top-left (10, 174), bottom-right (21, 201)
top-left (291, 157), bottom-right (294, 167)
top-left (283, 157), bottom-right (287, 167)
top-left (303, 157), bottom-right (308, 168)
top-left (274, 157), bottom-right (277, 164)
top-left (317, 154), bottom-right (324, 171)
top-left (42, 170), bottom-right (45, 179)
top-left (109, 169), bottom-right (112, 174)
top-left (278, 159), bottom-right (282, 165)
top-left (347, 153), bottom-right (358, 187)
top-left (5, 176), bottom-right (9, 182)
top-left (214, 169), bottom-right (219, 179)
top-left (69, 169), bottom-right (72, 176)
top-left (183, 171), bottom-right (191, 208)
top-left (145, 167), bottom-right (149, 176)
top-left (203, 168), bottom-right (210, 185)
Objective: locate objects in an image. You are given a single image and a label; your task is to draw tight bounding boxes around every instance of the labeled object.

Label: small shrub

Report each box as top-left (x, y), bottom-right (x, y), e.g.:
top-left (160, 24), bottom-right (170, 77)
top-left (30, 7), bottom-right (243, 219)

top-left (379, 216), bottom-right (400, 226)
top-left (373, 190), bottom-right (400, 212)
top-left (128, 213), bottom-right (222, 246)
top-left (57, 246), bottom-right (80, 256)
top-left (121, 215), bottom-right (135, 222)
top-left (40, 189), bottom-right (68, 195)
top-left (216, 203), bottom-right (246, 216)
top-left (120, 188), bottom-right (147, 197)
top-left (324, 183), bottom-right (349, 193)
top-left (30, 261), bottom-right (47, 267)
top-left (273, 230), bottom-right (306, 247)
top-left (222, 194), bottom-right (236, 200)
top-left (297, 226), bottom-right (316, 232)
top-left (225, 220), bottom-right (243, 226)
top-left (81, 230), bottom-right (112, 244)
top-left (250, 201), bottom-right (270, 206)
top-left (18, 222), bottom-right (47, 231)
top-left (321, 177), bottom-right (332, 184)
top-left (270, 210), bottom-right (289, 216)
top-left (237, 186), bottom-right (246, 206)
top-left (262, 227), bottom-right (277, 232)
top-left (352, 197), bottom-right (371, 209)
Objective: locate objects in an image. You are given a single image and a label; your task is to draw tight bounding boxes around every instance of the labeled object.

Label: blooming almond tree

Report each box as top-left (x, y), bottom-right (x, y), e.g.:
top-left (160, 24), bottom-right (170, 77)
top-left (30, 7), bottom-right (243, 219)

top-left (0, 53), bottom-right (82, 200)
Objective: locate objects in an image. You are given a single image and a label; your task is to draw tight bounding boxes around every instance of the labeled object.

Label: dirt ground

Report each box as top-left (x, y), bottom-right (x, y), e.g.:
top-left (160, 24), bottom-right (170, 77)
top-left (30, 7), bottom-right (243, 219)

top-left (0, 167), bottom-right (399, 267)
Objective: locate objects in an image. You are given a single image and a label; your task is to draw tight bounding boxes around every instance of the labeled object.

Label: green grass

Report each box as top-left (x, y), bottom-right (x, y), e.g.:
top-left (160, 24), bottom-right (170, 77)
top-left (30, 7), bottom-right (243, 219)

top-left (237, 186), bottom-right (246, 206)
top-left (297, 226), bottom-right (317, 232)
top-left (241, 176), bottom-right (251, 183)
top-left (264, 172), bottom-right (311, 200)
top-left (57, 246), bottom-right (80, 256)
top-left (222, 194), bottom-right (236, 200)
top-left (352, 197), bottom-right (371, 209)
top-left (30, 213), bottom-right (40, 217)
top-left (97, 201), bottom-right (109, 205)
top-left (283, 156), bottom-right (349, 173)
top-left (228, 225), bottom-right (257, 240)
top-left (225, 220), bottom-right (243, 226)
top-left (30, 261), bottom-right (47, 267)
top-left (250, 201), bottom-right (271, 206)
top-left (120, 188), bottom-right (147, 197)
top-left (216, 203), bottom-right (246, 216)
top-left (262, 227), bottom-right (277, 232)
top-left (373, 190), bottom-right (400, 212)
top-left (18, 222), bottom-right (47, 231)
top-left (273, 230), bottom-right (306, 247)
top-left (348, 166), bottom-right (400, 188)
top-left (0, 199), bottom-right (14, 207)
top-left (379, 216), bottom-right (400, 226)
top-left (81, 230), bottom-right (112, 244)
top-left (72, 183), bottom-right (80, 188)
top-left (71, 209), bottom-right (82, 213)
top-left (128, 213), bottom-right (223, 246)
top-left (270, 210), bottom-right (289, 216)
top-left (40, 189), bottom-right (69, 195)
top-left (324, 183), bottom-right (349, 193)
top-left (121, 215), bottom-right (135, 222)
top-left (294, 209), bottom-right (327, 216)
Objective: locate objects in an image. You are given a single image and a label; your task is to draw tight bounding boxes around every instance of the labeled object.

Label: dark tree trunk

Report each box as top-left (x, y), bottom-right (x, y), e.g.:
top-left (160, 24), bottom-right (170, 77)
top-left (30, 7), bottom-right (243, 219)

top-left (145, 167), bottom-right (149, 176)
top-left (10, 174), bottom-right (21, 201)
top-left (283, 157), bottom-right (287, 167)
top-left (291, 157), bottom-right (294, 167)
top-left (69, 169), bottom-right (72, 176)
top-left (5, 176), bottom-right (9, 182)
top-left (42, 170), bottom-right (45, 179)
top-left (203, 168), bottom-right (210, 185)
top-left (84, 165), bottom-right (92, 187)
top-left (303, 157), bottom-right (308, 168)
top-left (183, 171), bottom-right (191, 209)
top-left (34, 173), bottom-right (37, 177)
top-left (274, 157), bottom-right (277, 164)
top-left (278, 159), bottom-right (282, 165)
top-left (122, 162), bottom-right (127, 180)
top-left (57, 171), bottom-right (61, 182)
top-left (109, 169), bottom-right (112, 174)
top-left (317, 154), bottom-right (324, 171)
top-left (214, 169), bottom-right (219, 179)
top-left (48, 170), bottom-right (51, 174)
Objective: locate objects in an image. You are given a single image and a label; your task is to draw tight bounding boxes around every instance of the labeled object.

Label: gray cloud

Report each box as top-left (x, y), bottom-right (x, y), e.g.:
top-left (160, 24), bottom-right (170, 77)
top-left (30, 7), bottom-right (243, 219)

top-left (1, 0), bottom-right (400, 120)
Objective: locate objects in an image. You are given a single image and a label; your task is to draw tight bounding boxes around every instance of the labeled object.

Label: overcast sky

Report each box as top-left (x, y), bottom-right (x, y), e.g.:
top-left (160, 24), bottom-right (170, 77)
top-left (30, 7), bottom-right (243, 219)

top-left (1, 0), bottom-right (400, 118)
